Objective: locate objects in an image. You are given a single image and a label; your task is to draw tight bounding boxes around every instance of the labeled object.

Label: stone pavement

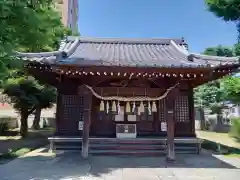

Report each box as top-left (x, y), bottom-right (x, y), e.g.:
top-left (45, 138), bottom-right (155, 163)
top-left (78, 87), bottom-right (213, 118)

top-left (0, 148), bottom-right (239, 180)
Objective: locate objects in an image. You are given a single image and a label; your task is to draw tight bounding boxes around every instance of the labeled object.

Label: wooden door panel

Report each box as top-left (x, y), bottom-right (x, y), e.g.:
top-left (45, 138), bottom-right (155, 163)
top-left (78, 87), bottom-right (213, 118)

top-left (90, 119), bottom-right (116, 137)
top-left (137, 121), bottom-right (155, 135)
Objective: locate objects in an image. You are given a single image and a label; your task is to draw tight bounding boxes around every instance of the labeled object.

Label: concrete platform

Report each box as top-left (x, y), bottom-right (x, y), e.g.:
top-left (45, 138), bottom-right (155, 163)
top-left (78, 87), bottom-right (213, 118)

top-left (0, 148), bottom-right (239, 180)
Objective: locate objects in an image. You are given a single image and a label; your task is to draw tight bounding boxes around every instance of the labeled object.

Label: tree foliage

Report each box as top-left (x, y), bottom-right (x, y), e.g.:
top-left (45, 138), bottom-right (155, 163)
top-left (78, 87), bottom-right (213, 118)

top-left (31, 85), bottom-right (56, 129)
top-left (0, 0), bottom-right (71, 80)
top-left (0, 0), bottom-right (73, 136)
top-left (205, 0), bottom-right (240, 21)
top-left (204, 45), bottom-right (234, 56)
top-left (195, 45), bottom-right (236, 124)
top-left (1, 0), bottom-right (54, 53)
top-left (205, 0), bottom-right (240, 44)
top-left (3, 77), bottom-right (56, 136)
top-left (195, 81), bottom-right (225, 114)
top-left (234, 42), bottom-right (240, 55)
top-left (203, 1), bottom-right (240, 105)
top-left (221, 76), bottom-right (240, 104)
top-left (4, 77), bottom-right (40, 114)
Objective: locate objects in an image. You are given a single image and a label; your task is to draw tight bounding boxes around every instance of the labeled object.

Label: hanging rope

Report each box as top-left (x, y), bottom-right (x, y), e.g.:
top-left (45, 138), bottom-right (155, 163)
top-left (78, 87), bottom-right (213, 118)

top-left (85, 83), bottom-right (179, 102)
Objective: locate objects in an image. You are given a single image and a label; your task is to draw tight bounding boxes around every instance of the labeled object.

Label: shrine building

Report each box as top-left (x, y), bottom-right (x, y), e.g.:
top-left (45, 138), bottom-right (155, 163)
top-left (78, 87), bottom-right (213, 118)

top-left (17, 36), bottom-right (240, 160)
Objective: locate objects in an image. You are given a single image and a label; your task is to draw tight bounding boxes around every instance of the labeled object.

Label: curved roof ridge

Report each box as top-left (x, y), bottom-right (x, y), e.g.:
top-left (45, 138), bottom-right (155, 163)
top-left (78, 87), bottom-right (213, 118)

top-left (189, 53), bottom-right (240, 62)
top-left (170, 40), bottom-right (189, 56)
top-left (63, 38), bottom-right (80, 56)
top-left (67, 36), bottom-right (186, 45)
top-left (15, 51), bottom-right (62, 58)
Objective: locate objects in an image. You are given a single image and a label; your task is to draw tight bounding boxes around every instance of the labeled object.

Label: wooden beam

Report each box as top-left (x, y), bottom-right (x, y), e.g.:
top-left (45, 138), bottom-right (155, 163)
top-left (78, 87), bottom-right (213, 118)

top-left (166, 86), bottom-right (179, 161)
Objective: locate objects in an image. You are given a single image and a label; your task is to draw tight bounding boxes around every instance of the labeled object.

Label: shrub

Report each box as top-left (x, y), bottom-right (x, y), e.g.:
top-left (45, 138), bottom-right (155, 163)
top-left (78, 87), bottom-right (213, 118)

top-left (230, 117), bottom-right (240, 141)
top-left (0, 116), bottom-right (17, 135)
top-left (0, 121), bottom-right (8, 134)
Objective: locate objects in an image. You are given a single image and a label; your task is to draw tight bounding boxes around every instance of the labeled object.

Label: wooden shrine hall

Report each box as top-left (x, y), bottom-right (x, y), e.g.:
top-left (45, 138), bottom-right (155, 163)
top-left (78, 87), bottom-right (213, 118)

top-left (17, 36), bottom-right (240, 160)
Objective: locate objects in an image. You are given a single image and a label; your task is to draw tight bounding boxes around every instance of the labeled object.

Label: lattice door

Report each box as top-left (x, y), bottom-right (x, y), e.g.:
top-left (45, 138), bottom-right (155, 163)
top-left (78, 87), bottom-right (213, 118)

top-left (62, 95), bottom-right (84, 121)
top-left (174, 95), bottom-right (189, 122)
top-left (158, 99), bottom-right (166, 122)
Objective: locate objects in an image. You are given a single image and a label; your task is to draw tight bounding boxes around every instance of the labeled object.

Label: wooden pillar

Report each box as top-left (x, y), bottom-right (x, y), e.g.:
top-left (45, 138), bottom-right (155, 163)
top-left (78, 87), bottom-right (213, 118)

top-left (166, 87), bottom-right (179, 161)
top-left (54, 89), bottom-right (61, 135)
top-left (188, 88), bottom-right (195, 136)
top-left (80, 85), bottom-right (92, 159)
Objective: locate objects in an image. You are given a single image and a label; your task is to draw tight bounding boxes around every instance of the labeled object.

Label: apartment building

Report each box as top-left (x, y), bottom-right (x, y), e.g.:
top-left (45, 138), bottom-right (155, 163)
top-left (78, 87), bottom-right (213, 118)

top-left (55, 0), bottom-right (79, 33)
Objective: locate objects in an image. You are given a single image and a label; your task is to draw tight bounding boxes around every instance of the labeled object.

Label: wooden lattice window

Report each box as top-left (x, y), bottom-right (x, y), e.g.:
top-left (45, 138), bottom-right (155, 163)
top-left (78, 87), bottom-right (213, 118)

top-left (78, 96), bottom-right (84, 121)
top-left (62, 95), bottom-right (85, 122)
top-left (174, 95), bottom-right (189, 122)
top-left (158, 99), bottom-right (166, 122)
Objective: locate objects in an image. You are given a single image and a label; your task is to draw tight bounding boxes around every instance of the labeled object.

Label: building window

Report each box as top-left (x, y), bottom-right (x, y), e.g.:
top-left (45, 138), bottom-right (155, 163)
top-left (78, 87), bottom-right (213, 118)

top-left (174, 95), bottom-right (189, 122)
top-left (158, 99), bottom-right (166, 122)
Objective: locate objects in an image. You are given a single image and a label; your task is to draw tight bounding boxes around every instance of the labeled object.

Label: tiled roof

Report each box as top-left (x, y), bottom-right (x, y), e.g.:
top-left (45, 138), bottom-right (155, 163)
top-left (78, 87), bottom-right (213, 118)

top-left (16, 36), bottom-right (240, 68)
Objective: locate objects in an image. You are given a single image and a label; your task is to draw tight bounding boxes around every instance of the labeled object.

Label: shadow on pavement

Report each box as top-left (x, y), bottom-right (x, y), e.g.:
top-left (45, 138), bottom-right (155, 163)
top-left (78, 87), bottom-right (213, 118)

top-left (0, 151), bottom-right (238, 180)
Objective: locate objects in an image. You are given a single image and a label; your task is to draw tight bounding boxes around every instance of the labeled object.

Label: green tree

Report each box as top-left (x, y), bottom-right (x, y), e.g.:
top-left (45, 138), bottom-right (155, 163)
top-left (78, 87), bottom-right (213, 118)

top-left (205, 0), bottom-right (240, 52)
top-left (205, 0), bottom-right (240, 21)
top-left (1, 1), bottom-right (73, 135)
top-left (0, 0), bottom-right (71, 80)
top-left (32, 85), bottom-right (56, 130)
top-left (194, 46), bottom-right (235, 129)
top-left (195, 81), bottom-right (225, 127)
top-left (0, 0), bottom-right (51, 74)
top-left (234, 42), bottom-right (240, 55)
top-left (3, 77), bottom-right (42, 137)
top-left (3, 77), bottom-right (57, 137)
top-left (204, 45), bottom-right (234, 57)
top-left (222, 76), bottom-right (240, 104)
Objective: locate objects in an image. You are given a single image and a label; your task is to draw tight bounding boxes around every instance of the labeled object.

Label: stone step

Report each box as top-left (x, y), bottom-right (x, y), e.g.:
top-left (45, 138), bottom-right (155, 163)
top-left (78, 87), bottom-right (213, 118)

top-left (51, 137), bottom-right (200, 155)
top-left (90, 149), bottom-right (166, 156)
top-left (55, 144), bottom-right (197, 149)
top-left (55, 146), bottom-right (81, 150)
top-left (55, 144), bottom-right (166, 150)
top-left (90, 139), bottom-right (165, 145)
top-left (54, 147), bottom-right (198, 155)
top-left (90, 145), bottom-right (166, 151)
top-left (175, 146), bottom-right (198, 150)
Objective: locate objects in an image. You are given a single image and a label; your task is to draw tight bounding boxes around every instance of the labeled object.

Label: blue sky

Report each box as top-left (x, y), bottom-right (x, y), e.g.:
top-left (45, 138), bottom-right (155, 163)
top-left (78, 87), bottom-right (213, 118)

top-left (78, 0), bottom-right (238, 53)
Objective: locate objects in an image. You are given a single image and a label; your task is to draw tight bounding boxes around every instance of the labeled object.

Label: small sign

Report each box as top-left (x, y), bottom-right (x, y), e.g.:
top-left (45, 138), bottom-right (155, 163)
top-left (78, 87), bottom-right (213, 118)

top-left (78, 121), bottom-right (83, 130)
top-left (161, 122), bottom-right (167, 131)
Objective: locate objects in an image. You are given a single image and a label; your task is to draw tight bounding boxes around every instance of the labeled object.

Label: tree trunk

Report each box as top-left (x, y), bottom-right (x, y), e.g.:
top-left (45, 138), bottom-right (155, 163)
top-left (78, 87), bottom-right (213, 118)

top-left (217, 113), bottom-right (223, 125)
top-left (199, 107), bottom-right (206, 130)
top-left (32, 107), bottom-right (42, 130)
top-left (20, 113), bottom-right (29, 138)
